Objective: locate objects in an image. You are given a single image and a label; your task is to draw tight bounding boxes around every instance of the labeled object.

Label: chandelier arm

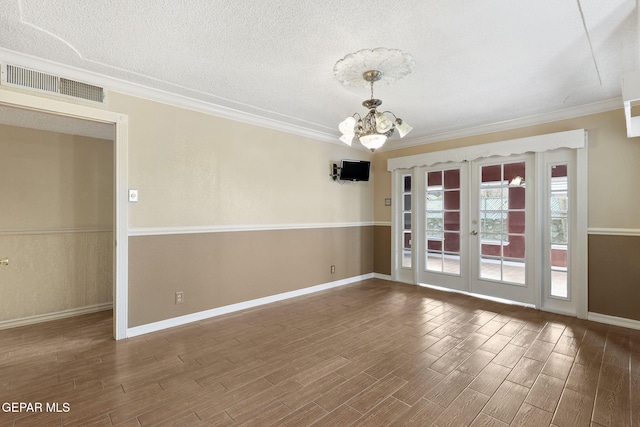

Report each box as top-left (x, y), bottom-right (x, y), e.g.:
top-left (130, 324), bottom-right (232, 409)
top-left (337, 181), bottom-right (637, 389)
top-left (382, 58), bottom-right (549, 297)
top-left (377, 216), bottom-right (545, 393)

top-left (380, 110), bottom-right (398, 120)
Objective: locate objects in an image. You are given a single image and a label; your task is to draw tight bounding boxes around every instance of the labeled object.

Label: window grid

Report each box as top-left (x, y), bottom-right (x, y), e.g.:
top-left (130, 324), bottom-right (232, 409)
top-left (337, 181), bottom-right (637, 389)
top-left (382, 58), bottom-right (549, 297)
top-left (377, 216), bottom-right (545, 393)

top-left (402, 174), bottom-right (412, 269)
top-left (479, 162), bottom-right (526, 285)
top-left (426, 169), bottom-right (461, 275)
top-left (549, 165), bottom-right (569, 299)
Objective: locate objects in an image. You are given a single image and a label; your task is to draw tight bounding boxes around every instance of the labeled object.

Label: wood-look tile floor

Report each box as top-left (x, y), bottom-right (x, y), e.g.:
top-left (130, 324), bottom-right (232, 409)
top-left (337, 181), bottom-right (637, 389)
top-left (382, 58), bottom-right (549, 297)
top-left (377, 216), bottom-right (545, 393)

top-left (1, 278), bottom-right (639, 426)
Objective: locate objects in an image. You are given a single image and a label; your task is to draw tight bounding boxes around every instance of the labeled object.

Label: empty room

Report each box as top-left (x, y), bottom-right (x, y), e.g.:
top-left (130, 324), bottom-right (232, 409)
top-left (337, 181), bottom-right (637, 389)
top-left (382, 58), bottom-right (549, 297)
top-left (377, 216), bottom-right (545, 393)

top-left (0, 1), bottom-right (639, 426)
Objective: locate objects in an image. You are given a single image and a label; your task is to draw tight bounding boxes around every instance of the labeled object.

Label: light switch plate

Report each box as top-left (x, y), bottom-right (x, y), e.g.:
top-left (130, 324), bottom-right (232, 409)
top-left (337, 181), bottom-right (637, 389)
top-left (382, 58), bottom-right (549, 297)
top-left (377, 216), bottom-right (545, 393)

top-left (128, 189), bottom-right (139, 202)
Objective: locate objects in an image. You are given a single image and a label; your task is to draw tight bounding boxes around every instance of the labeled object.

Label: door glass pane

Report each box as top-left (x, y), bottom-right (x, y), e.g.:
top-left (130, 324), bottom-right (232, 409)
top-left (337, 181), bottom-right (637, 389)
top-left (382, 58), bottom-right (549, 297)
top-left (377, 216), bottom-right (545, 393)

top-left (402, 174), bottom-right (412, 268)
top-left (504, 260), bottom-right (526, 284)
top-left (480, 256), bottom-right (501, 281)
top-left (550, 164), bottom-right (569, 298)
top-left (427, 251), bottom-right (443, 272)
top-left (404, 174), bottom-right (412, 192)
top-left (444, 169), bottom-right (460, 189)
top-left (427, 171), bottom-right (442, 187)
top-left (444, 211), bottom-right (460, 231)
top-left (426, 168), bottom-right (461, 275)
top-left (443, 254), bottom-right (460, 274)
top-left (403, 194), bottom-right (411, 211)
top-left (479, 162), bottom-right (526, 285)
top-left (444, 190), bottom-right (460, 210)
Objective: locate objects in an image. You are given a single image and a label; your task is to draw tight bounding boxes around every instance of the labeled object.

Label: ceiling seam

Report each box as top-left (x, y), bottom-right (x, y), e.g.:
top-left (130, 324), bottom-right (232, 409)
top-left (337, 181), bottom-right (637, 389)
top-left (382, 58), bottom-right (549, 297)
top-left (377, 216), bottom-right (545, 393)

top-left (576, 0), bottom-right (602, 85)
top-left (17, 0), bottom-right (84, 59)
top-left (13, 2), bottom-right (331, 131)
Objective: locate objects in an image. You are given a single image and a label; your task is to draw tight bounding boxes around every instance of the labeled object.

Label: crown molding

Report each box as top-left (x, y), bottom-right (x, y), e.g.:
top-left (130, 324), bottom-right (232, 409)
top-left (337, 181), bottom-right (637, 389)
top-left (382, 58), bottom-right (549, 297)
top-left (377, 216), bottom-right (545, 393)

top-left (0, 48), bottom-right (344, 145)
top-left (380, 98), bottom-right (623, 152)
top-left (1, 48), bottom-right (623, 152)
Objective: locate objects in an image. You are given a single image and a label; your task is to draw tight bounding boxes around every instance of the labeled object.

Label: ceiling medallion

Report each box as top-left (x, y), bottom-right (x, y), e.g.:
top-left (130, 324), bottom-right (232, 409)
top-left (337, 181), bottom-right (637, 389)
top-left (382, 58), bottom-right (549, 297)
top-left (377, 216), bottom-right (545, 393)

top-left (334, 48), bottom-right (415, 151)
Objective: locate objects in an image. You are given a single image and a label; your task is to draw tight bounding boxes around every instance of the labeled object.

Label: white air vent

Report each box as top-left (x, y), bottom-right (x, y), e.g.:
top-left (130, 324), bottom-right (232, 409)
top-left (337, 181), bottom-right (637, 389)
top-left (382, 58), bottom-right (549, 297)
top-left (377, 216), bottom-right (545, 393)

top-left (1, 64), bottom-right (105, 103)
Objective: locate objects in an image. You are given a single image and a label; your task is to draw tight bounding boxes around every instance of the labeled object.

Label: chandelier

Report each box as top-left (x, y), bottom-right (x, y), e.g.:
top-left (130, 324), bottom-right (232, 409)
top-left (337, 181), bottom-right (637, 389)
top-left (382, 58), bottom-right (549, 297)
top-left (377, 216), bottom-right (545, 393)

top-left (334, 48), bottom-right (415, 151)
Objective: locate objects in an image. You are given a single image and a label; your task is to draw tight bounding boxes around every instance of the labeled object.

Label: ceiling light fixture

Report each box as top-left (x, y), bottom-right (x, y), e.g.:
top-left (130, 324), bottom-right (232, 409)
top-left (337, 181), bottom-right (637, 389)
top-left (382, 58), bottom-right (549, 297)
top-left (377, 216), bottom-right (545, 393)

top-left (334, 48), bottom-right (415, 151)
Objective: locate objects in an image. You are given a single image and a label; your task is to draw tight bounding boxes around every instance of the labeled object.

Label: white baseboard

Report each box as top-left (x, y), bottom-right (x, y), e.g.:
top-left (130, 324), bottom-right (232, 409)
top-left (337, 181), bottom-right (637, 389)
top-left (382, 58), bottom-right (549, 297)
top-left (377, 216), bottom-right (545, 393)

top-left (127, 273), bottom-right (374, 338)
top-left (373, 273), bottom-right (392, 280)
top-left (0, 303), bottom-right (113, 330)
top-left (588, 312), bottom-right (640, 330)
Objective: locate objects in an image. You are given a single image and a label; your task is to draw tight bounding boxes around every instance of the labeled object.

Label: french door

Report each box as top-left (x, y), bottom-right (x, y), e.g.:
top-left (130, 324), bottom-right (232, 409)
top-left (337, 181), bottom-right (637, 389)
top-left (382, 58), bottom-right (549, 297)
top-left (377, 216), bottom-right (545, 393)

top-left (414, 155), bottom-right (534, 305)
top-left (397, 149), bottom-right (582, 314)
top-left (416, 163), bottom-right (469, 292)
top-left (469, 155), bottom-right (535, 304)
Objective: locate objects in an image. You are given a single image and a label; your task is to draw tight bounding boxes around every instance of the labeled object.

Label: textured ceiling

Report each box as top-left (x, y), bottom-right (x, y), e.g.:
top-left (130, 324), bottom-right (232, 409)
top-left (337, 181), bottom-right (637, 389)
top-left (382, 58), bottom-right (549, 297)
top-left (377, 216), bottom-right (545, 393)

top-left (0, 0), bottom-right (637, 147)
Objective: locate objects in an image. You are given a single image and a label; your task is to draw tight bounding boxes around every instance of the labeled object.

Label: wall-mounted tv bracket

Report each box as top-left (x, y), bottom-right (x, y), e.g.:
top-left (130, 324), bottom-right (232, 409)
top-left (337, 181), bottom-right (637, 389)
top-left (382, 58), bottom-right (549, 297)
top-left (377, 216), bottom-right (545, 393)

top-left (330, 162), bottom-right (341, 181)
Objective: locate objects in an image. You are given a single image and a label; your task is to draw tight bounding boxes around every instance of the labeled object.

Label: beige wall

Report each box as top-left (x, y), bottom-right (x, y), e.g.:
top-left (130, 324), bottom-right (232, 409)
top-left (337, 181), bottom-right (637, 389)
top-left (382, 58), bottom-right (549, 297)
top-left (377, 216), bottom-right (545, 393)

top-left (589, 234), bottom-right (640, 321)
top-left (108, 92), bottom-right (374, 228)
top-left (373, 109), bottom-right (640, 321)
top-left (129, 226), bottom-right (373, 327)
top-left (1, 232), bottom-right (113, 322)
top-left (373, 225), bottom-right (391, 275)
top-left (0, 124), bottom-right (114, 230)
top-left (102, 92), bottom-right (376, 328)
top-left (0, 124), bottom-right (114, 322)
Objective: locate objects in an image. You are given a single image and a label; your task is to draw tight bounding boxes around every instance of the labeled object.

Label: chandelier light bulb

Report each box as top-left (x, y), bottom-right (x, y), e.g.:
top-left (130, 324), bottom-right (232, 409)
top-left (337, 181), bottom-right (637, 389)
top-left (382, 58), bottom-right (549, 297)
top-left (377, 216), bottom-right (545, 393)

top-left (375, 113), bottom-right (394, 133)
top-left (339, 116), bottom-right (356, 135)
top-left (395, 118), bottom-right (413, 138)
top-left (359, 133), bottom-right (388, 151)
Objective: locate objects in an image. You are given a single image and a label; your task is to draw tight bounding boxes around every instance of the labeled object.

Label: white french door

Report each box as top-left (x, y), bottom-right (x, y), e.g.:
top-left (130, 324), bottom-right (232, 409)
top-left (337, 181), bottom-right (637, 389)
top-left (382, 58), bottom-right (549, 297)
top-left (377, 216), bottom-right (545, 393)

top-left (415, 155), bottom-right (535, 305)
top-left (469, 155), bottom-right (535, 305)
top-left (417, 163), bottom-right (469, 292)
top-left (401, 152), bottom-right (579, 311)
top-left (390, 130), bottom-right (586, 317)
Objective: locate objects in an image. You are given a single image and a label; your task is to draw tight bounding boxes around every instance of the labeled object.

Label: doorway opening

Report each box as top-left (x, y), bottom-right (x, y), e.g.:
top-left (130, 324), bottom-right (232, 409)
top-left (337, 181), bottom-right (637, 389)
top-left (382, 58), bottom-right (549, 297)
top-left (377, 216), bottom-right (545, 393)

top-left (0, 89), bottom-right (129, 339)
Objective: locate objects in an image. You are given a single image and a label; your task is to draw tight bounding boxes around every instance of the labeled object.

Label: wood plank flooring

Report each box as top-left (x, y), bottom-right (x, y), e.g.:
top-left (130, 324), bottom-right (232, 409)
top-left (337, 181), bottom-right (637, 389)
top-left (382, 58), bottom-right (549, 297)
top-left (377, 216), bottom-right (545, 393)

top-left (1, 278), bottom-right (638, 426)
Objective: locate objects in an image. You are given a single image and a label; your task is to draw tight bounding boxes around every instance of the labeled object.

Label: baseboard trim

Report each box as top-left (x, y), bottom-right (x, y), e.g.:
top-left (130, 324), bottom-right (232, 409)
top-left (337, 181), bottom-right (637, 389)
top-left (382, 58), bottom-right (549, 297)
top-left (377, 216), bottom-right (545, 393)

top-left (373, 273), bottom-right (392, 280)
top-left (127, 273), bottom-right (374, 338)
top-left (587, 312), bottom-right (640, 330)
top-left (0, 303), bottom-right (113, 330)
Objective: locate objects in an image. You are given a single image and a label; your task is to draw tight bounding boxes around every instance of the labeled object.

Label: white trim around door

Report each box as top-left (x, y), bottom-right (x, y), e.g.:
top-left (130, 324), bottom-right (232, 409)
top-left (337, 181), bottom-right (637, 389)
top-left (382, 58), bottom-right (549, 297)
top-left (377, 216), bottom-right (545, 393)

top-left (388, 129), bottom-right (587, 319)
top-left (0, 89), bottom-right (129, 340)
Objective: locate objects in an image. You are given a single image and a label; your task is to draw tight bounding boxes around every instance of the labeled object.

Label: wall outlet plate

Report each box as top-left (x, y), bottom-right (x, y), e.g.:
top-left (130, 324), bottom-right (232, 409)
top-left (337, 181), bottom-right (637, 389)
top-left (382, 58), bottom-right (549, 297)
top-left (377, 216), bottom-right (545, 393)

top-left (175, 291), bottom-right (184, 304)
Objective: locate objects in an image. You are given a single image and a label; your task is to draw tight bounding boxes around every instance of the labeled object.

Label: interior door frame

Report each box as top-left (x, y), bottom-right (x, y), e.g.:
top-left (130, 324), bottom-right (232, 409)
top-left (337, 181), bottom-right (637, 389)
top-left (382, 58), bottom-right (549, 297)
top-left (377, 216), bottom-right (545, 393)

top-left (0, 89), bottom-right (129, 340)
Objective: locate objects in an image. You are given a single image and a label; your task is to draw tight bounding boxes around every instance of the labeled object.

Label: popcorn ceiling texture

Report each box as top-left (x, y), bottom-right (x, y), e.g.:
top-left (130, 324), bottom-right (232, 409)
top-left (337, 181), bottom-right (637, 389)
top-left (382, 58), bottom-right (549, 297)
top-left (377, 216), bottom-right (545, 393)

top-left (0, 0), bottom-right (636, 142)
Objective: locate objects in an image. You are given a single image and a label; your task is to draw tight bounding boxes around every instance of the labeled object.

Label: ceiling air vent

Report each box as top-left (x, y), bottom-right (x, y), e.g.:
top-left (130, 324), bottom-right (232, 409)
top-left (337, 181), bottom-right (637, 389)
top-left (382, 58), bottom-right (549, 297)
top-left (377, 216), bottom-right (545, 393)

top-left (1, 64), bottom-right (105, 103)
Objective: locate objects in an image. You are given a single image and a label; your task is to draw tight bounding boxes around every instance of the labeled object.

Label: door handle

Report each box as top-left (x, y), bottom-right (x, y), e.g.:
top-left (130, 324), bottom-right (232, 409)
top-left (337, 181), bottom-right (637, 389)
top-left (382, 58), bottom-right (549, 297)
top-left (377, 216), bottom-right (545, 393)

top-left (470, 230), bottom-right (478, 236)
top-left (0, 258), bottom-right (8, 266)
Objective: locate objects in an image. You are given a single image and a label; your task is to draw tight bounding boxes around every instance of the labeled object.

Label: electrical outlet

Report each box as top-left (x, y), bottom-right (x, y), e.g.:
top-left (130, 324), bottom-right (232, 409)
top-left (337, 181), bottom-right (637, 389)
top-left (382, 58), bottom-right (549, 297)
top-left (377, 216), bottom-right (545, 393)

top-left (175, 291), bottom-right (184, 304)
top-left (331, 265), bottom-right (335, 274)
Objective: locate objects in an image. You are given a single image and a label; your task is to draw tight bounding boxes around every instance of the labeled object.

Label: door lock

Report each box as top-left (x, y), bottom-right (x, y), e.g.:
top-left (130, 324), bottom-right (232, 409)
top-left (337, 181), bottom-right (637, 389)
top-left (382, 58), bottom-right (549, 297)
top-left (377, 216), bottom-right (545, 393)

top-left (470, 230), bottom-right (478, 236)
